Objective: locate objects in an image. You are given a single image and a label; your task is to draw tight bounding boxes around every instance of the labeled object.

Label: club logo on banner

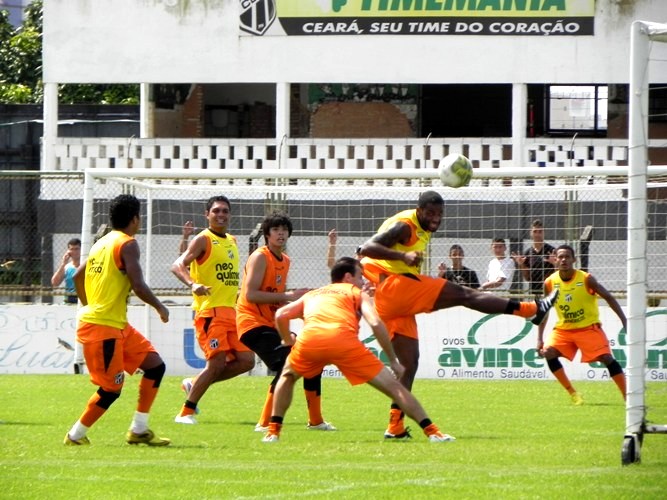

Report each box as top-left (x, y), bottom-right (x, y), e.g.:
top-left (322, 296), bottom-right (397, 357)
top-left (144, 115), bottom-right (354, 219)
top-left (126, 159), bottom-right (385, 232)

top-left (240, 0), bottom-right (277, 36)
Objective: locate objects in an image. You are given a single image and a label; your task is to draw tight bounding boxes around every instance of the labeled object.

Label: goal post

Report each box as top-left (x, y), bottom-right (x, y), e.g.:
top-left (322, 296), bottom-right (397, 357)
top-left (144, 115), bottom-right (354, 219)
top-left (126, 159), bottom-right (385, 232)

top-left (623, 19), bottom-right (667, 466)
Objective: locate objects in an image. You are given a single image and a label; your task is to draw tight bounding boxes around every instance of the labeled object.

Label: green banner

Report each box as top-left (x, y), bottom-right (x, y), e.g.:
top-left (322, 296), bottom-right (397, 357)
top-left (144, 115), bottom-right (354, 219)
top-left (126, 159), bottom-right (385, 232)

top-left (240, 0), bottom-right (595, 36)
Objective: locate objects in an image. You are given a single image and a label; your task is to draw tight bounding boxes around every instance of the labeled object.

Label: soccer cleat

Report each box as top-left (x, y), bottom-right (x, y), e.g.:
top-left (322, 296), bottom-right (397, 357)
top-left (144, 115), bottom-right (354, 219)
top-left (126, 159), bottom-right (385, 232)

top-left (126, 429), bottom-right (171, 446)
top-left (384, 427), bottom-right (412, 440)
top-left (428, 432), bottom-right (456, 443)
top-left (262, 433), bottom-right (280, 443)
top-left (174, 414), bottom-right (197, 425)
top-left (571, 392), bottom-right (584, 406)
top-left (531, 289), bottom-right (560, 325)
top-left (254, 423), bottom-right (269, 433)
top-left (307, 421), bottom-right (337, 431)
top-left (181, 378), bottom-right (200, 414)
top-left (64, 433), bottom-right (90, 445)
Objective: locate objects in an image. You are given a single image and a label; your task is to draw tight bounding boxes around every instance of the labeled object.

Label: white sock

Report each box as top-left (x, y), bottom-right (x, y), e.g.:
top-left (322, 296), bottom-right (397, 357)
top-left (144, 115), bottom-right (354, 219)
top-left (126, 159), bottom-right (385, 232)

top-left (74, 341), bottom-right (84, 364)
top-left (130, 411), bottom-right (149, 434)
top-left (68, 420), bottom-right (89, 441)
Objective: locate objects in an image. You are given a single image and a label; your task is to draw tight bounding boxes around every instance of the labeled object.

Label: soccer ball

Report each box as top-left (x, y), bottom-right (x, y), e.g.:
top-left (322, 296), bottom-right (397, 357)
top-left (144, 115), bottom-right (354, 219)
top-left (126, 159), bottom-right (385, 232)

top-left (438, 153), bottom-right (473, 188)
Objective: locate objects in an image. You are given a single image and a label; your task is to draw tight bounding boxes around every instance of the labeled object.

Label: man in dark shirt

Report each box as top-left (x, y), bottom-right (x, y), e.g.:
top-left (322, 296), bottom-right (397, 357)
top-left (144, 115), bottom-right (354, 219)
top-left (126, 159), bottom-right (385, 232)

top-left (513, 219), bottom-right (556, 296)
top-left (437, 244), bottom-right (480, 289)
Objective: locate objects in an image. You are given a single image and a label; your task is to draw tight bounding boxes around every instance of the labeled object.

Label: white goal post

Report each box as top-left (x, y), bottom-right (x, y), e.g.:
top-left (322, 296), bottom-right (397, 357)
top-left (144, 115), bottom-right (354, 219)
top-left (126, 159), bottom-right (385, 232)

top-left (623, 19), bottom-right (667, 466)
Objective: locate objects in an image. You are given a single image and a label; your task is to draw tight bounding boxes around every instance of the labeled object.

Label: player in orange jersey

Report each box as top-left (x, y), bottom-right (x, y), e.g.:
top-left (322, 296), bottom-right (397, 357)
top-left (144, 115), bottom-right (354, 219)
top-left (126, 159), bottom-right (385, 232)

top-left (237, 211), bottom-right (335, 432)
top-left (64, 194), bottom-right (170, 446)
top-left (171, 195), bottom-right (255, 424)
top-left (358, 190), bottom-right (558, 439)
top-left (262, 257), bottom-right (455, 443)
top-left (537, 244), bottom-right (627, 405)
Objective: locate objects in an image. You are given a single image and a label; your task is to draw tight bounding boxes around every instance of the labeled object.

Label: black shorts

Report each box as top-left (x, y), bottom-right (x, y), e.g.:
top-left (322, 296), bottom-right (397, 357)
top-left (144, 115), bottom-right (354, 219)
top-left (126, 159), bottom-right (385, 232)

top-left (240, 326), bottom-right (290, 373)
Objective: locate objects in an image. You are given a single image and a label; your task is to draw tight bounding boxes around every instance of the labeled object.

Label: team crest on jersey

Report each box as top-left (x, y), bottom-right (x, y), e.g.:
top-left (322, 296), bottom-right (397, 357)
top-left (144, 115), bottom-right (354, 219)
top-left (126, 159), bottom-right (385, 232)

top-left (564, 293), bottom-right (573, 303)
top-left (114, 372), bottom-right (125, 385)
top-left (239, 0), bottom-right (276, 36)
top-left (276, 275), bottom-right (283, 285)
top-left (228, 249), bottom-right (235, 260)
top-left (209, 338), bottom-right (219, 350)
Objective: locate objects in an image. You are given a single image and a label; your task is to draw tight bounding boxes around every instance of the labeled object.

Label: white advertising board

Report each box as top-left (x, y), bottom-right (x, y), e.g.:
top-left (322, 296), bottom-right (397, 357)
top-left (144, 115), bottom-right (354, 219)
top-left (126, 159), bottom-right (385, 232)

top-left (0, 304), bottom-right (664, 382)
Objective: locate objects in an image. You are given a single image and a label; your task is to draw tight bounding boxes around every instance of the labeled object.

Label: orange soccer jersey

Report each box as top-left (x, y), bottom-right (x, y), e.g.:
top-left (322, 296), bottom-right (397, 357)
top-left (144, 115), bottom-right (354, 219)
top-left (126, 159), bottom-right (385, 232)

top-left (288, 283), bottom-right (384, 385)
top-left (236, 246), bottom-right (290, 334)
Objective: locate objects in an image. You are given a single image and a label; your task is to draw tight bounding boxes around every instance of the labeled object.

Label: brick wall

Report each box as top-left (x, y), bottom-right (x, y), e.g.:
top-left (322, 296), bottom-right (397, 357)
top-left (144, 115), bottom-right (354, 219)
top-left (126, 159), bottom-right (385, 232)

top-left (181, 84), bottom-right (204, 138)
top-left (310, 102), bottom-right (415, 138)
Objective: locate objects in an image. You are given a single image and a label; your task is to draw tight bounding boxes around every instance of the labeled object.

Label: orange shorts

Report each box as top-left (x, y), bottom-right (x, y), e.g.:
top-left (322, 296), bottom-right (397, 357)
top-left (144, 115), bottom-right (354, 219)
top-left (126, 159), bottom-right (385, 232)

top-left (373, 274), bottom-right (445, 340)
top-left (77, 321), bottom-right (156, 392)
top-left (195, 306), bottom-right (250, 360)
top-left (288, 337), bottom-right (384, 386)
top-left (546, 324), bottom-right (611, 363)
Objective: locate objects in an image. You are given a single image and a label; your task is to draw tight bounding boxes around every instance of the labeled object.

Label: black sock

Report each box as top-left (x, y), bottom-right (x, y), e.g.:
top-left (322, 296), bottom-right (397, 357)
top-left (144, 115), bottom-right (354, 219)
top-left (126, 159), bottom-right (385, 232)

top-left (504, 299), bottom-right (520, 314)
top-left (418, 419), bottom-right (433, 429)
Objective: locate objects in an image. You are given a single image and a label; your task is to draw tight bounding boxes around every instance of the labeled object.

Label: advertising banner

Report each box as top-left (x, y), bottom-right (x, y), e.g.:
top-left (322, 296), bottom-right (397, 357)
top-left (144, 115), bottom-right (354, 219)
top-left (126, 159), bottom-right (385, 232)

top-left (1, 304), bottom-right (664, 382)
top-left (240, 0), bottom-right (596, 37)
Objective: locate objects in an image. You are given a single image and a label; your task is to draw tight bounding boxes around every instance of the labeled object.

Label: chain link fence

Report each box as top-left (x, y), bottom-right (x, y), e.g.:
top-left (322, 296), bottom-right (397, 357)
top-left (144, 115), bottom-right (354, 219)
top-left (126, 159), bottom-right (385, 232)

top-left (1, 170), bottom-right (666, 304)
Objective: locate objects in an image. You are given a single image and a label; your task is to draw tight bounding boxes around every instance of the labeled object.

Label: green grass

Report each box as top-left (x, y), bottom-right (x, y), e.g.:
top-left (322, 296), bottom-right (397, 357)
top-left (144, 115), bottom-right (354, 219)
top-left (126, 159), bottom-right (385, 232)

top-left (1, 375), bottom-right (666, 499)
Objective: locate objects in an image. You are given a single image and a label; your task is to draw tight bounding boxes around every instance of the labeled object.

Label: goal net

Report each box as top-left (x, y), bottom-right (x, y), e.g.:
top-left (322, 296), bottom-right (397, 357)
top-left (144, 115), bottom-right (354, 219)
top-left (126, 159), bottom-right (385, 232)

top-left (81, 167), bottom-right (667, 301)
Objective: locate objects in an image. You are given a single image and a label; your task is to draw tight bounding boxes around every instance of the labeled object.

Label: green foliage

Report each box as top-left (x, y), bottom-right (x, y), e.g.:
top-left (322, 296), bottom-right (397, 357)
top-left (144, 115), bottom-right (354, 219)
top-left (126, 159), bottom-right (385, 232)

top-left (59, 84), bottom-right (140, 105)
top-left (0, 0), bottom-right (138, 104)
top-left (1, 376), bottom-right (666, 499)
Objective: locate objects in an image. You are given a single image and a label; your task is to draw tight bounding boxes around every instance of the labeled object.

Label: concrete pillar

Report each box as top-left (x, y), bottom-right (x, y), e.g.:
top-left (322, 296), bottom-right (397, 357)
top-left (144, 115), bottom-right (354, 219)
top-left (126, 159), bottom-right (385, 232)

top-left (276, 82), bottom-right (290, 168)
top-left (42, 82), bottom-right (59, 170)
top-left (512, 83), bottom-right (527, 168)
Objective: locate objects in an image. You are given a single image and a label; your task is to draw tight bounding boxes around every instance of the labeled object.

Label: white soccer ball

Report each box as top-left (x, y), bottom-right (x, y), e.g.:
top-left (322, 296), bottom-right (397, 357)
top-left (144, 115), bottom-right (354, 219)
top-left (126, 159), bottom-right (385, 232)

top-left (438, 153), bottom-right (473, 188)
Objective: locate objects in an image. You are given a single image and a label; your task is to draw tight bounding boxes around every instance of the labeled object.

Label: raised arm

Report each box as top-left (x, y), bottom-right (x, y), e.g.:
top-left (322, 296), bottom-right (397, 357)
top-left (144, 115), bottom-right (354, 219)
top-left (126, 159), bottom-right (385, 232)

top-left (179, 220), bottom-right (194, 254)
top-left (171, 233), bottom-right (210, 296)
top-left (326, 228), bottom-right (337, 269)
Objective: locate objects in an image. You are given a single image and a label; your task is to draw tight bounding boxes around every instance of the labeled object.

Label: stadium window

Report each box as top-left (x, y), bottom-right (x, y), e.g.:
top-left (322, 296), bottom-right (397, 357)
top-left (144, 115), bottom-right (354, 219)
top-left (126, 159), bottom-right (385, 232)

top-left (547, 85), bottom-right (607, 136)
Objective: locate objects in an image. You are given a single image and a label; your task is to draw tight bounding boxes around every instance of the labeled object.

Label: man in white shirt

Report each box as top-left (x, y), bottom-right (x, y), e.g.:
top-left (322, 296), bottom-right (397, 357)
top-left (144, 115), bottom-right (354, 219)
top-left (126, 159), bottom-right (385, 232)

top-left (480, 238), bottom-right (515, 292)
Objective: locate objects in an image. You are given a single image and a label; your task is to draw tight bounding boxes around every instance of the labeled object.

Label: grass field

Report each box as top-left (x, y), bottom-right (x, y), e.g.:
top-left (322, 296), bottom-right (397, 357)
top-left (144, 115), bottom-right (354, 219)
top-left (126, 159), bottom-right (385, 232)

top-left (1, 375), bottom-right (666, 499)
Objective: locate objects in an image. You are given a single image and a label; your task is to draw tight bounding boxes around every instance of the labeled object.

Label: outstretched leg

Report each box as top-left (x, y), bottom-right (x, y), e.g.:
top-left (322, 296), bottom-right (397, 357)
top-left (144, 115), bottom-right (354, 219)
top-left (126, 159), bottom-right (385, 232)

top-left (434, 281), bottom-right (558, 325)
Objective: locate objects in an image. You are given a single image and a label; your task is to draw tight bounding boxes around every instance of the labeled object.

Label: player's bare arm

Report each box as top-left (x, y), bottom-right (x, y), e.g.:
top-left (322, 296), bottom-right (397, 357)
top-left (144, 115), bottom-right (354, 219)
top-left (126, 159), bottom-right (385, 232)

top-left (123, 239), bottom-right (169, 323)
top-left (244, 252), bottom-right (310, 304)
top-left (275, 299), bottom-right (305, 346)
top-left (73, 260), bottom-right (88, 306)
top-left (358, 222), bottom-right (421, 266)
top-left (360, 292), bottom-right (404, 379)
top-left (587, 274), bottom-right (627, 330)
top-left (171, 233), bottom-right (210, 295)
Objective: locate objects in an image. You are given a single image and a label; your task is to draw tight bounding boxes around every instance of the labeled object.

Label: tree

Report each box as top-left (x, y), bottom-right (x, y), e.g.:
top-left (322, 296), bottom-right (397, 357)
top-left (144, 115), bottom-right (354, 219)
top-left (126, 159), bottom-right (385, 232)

top-left (0, 0), bottom-right (139, 104)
